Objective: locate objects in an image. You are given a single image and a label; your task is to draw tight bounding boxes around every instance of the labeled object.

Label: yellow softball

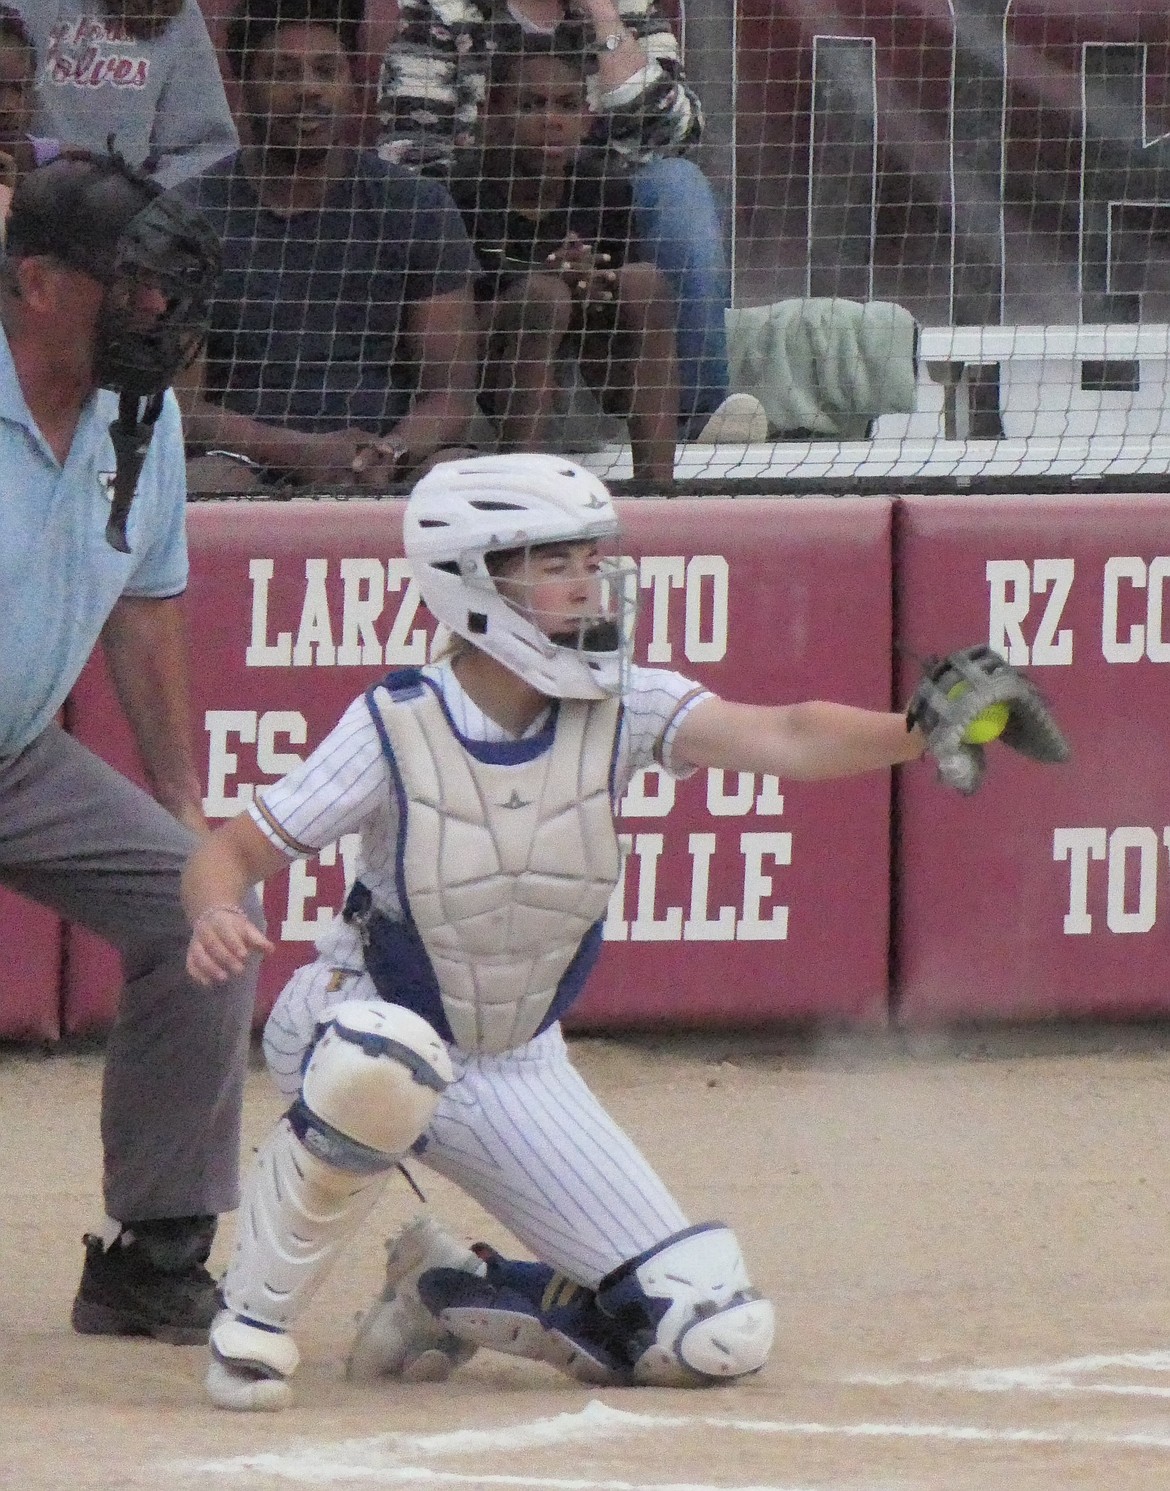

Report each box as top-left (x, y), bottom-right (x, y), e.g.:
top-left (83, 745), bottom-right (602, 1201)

top-left (948, 681), bottom-right (1010, 745)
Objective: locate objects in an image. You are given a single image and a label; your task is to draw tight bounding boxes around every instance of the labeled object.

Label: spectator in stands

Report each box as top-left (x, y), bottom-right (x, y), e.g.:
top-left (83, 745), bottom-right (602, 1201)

top-left (0, 8), bottom-right (57, 184)
top-left (17, 0), bottom-right (238, 188)
top-left (174, 0), bottom-right (479, 492)
top-left (380, 0), bottom-right (763, 445)
top-left (0, 8), bottom-right (60, 245)
top-left (441, 22), bottom-right (677, 480)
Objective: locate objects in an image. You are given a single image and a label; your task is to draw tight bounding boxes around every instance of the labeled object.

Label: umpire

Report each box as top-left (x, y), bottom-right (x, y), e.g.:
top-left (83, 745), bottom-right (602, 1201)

top-left (0, 150), bottom-right (259, 1343)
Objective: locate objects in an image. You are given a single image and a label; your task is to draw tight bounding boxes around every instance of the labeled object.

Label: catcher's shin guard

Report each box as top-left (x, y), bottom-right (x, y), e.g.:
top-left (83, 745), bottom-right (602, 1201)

top-left (597, 1223), bottom-right (775, 1386)
top-left (418, 1224), bottom-right (773, 1388)
top-left (208, 1001), bottom-right (452, 1411)
top-left (208, 1309), bottom-right (301, 1412)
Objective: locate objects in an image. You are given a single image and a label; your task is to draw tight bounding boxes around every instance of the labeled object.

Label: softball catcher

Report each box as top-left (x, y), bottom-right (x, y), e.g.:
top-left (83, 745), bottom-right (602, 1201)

top-left (182, 453), bottom-right (1067, 1408)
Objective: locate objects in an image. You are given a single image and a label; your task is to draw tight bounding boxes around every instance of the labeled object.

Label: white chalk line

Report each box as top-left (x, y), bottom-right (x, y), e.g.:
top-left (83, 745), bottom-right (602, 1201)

top-left (172, 1397), bottom-right (1170, 1486)
top-left (847, 1349), bottom-right (1170, 1399)
top-left (181, 1471), bottom-right (816, 1491)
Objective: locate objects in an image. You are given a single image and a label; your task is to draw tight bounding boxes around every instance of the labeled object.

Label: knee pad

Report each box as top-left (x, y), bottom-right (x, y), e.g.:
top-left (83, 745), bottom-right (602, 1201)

top-left (296, 999), bottom-right (453, 1168)
top-left (597, 1223), bottom-right (775, 1386)
top-left (220, 1003), bottom-right (452, 1331)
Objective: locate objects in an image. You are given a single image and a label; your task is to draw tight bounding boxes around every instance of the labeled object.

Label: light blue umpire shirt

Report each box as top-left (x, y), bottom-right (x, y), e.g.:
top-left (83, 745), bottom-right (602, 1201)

top-left (0, 324), bottom-right (189, 759)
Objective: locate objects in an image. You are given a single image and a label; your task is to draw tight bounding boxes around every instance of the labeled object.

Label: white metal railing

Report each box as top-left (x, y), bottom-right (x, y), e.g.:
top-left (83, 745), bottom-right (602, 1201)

top-left (917, 323), bottom-right (1170, 362)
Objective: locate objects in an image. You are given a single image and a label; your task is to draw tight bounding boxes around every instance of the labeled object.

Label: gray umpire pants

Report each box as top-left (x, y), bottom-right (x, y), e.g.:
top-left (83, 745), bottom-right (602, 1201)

top-left (0, 724), bottom-right (259, 1224)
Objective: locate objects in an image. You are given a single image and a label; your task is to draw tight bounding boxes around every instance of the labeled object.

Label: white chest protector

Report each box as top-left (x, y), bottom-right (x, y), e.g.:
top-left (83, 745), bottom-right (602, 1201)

top-left (367, 676), bottom-right (623, 1054)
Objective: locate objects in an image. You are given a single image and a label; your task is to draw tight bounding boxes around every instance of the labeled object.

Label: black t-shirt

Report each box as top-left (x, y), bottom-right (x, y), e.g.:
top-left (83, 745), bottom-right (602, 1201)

top-left (438, 146), bottom-right (637, 298)
top-left (175, 149), bottom-right (476, 434)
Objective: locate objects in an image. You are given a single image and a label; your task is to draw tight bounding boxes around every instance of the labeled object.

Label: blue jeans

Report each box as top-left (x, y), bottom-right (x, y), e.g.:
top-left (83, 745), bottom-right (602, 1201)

top-left (631, 155), bottom-right (731, 433)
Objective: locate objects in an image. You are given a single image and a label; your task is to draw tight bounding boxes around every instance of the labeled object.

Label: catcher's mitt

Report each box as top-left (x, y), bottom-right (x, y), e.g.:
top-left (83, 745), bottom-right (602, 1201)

top-left (906, 644), bottom-right (1071, 795)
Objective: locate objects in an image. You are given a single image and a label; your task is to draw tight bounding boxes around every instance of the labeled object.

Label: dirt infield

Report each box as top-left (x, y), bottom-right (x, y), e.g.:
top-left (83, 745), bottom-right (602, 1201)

top-left (5, 1023), bottom-right (1170, 1491)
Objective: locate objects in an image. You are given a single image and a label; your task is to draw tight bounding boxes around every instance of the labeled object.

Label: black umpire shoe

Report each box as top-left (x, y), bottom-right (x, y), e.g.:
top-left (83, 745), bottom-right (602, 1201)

top-left (71, 1216), bottom-right (220, 1345)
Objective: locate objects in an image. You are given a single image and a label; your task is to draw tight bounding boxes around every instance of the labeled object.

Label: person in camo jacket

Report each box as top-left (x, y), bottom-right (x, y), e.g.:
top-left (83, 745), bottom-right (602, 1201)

top-left (377, 0), bottom-right (764, 445)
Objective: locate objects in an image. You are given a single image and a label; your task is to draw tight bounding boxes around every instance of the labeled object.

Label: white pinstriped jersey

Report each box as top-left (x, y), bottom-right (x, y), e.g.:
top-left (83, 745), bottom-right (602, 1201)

top-left (256, 658), bottom-right (708, 1281)
top-left (248, 658), bottom-right (710, 963)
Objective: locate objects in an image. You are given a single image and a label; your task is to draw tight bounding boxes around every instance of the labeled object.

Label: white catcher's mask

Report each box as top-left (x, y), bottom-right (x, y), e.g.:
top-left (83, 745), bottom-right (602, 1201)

top-left (404, 454), bottom-right (637, 700)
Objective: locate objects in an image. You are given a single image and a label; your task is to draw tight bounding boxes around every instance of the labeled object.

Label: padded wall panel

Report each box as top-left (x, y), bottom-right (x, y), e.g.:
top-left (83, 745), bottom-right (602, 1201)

top-left (895, 493), bottom-right (1170, 1021)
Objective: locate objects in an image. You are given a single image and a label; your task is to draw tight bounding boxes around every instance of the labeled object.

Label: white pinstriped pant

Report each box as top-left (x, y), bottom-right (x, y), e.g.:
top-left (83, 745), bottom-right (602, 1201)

top-left (263, 960), bottom-right (689, 1287)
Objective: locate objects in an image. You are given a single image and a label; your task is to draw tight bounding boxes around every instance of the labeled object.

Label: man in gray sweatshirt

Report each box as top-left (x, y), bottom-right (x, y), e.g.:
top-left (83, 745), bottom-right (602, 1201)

top-left (17, 0), bottom-right (238, 188)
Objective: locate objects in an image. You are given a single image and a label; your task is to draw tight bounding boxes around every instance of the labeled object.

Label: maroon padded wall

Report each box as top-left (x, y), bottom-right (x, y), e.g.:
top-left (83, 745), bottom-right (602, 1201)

top-left (62, 497), bottom-right (894, 1034)
top-left (895, 493), bottom-right (1170, 1022)
top-left (0, 889), bottom-right (60, 1042)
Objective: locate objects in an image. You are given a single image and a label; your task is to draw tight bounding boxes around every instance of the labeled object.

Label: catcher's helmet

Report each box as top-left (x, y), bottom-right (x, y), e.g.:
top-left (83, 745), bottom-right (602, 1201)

top-left (403, 453), bottom-right (637, 700)
top-left (5, 149), bottom-right (221, 398)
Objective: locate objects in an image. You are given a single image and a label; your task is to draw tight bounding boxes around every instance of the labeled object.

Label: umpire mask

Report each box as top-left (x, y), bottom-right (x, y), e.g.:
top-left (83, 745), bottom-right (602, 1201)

top-left (91, 189), bottom-right (222, 402)
top-left (6, 151), bottom-right (222, 550)
top-left (94, 190), bottom-right (221, 552)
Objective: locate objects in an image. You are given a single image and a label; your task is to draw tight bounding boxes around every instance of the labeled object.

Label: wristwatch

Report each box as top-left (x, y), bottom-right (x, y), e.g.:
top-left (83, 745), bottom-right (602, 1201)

top-left (597, 30), bottom-right (625, 52)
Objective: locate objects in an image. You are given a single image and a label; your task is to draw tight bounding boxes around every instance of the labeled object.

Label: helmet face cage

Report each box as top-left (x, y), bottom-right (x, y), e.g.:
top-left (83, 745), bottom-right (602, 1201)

top-left (478, 540), bottom-right (639, 699)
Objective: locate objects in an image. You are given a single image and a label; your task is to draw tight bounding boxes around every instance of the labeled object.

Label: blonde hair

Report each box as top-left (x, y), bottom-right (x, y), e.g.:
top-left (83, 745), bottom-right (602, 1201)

top-left (428, 623), bottom-right (468, 664)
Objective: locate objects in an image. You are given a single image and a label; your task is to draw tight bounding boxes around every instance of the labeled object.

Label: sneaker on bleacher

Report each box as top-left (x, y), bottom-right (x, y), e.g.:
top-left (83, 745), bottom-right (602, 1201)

top-left (689, 394), bottom-right (769, 444)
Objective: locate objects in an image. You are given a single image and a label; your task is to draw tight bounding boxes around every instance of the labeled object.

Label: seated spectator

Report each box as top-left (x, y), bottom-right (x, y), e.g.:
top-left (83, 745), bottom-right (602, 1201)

top-left (0, 8), bottom-right (59, 242)
top-left (0, 7), bottom-right (58, 183)
top-left (173, 0), bottom-right (479, 493)
top-left (17, 0), bottom-right (238, 187)
top-left (440, 22), bottom-right (677, 480)
top-left (380, 0), bottom-right (762, 444)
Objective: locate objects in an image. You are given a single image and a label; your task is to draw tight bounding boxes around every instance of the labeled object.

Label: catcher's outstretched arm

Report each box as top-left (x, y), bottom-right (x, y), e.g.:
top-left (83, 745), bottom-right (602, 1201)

top-left (672, 696), bottom-right (927, 780)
